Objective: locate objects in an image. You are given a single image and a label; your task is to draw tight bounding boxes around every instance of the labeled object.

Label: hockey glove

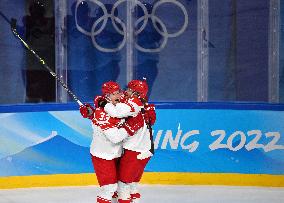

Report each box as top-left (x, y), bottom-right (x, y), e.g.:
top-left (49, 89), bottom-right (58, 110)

top-left (94, 95), bottom-right (108, 108)
top-left (79, 103), bottom-right (95, 119)
top-left (121, 113), bottom-right (144, 136)
top-left (144, 104), bottom-right (156, 126)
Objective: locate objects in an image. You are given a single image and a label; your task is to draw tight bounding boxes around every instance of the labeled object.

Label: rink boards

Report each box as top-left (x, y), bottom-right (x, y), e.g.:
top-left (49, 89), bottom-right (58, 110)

top-left (0, 102), bottom-right (284, 188)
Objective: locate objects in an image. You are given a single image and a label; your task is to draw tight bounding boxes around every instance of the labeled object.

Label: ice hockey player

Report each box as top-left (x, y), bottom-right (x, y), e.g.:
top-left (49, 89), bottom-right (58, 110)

top-left (79, 81), bottom-right (145, 203)
top-left (102, 80), bottom-right (156, 203)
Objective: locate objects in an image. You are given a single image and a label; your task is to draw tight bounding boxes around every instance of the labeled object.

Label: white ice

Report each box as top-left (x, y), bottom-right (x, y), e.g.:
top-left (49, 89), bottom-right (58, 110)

top-left (0, 185), bottom-right (283, 203)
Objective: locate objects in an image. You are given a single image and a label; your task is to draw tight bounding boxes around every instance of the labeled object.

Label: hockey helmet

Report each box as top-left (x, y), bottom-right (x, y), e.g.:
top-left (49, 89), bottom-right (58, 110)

top-left (127, 80), bottom-right (148, 98)
top-left (102, 81), bottom-right (120, 95)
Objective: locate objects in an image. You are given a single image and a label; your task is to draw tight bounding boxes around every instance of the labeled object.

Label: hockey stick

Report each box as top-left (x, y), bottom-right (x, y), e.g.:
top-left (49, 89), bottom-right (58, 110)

top-left (148, 119), bottom-right (155, 155)
top-left (7, 17), bottom-right (83, 106)
top-left (0, 10), bottom-right (10, 25)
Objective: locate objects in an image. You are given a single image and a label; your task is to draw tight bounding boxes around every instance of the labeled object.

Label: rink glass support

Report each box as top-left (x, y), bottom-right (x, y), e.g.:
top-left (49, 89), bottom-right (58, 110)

top-left (197, 0), bottom-right (209, 102)
top-left (268, 0), bottom-right (280, 103)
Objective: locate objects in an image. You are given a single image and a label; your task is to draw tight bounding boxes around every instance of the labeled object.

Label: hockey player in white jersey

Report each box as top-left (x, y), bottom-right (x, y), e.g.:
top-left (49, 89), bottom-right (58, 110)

top-left (79, 81), bottom-right (145, 203)
top-left (103, 80), bottom-right (156, 203)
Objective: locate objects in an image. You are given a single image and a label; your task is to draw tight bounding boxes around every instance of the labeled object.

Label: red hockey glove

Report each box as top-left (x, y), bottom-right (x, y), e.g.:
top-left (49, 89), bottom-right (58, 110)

top-left (144, 104), bottom-right (156, 126)
top-left (79, 103), bottom-right (95, 119)
top-left (121, 112), bottom-right (144, 136)
top-left (94, 95), bottom-right (108, 108)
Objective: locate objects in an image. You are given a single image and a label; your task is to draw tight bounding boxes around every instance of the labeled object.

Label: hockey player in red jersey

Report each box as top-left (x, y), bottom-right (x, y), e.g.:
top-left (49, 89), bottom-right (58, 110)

top-left (103, 80), bottom-right (156, 203)
top-left (79, 81), bottom-right (145, 203)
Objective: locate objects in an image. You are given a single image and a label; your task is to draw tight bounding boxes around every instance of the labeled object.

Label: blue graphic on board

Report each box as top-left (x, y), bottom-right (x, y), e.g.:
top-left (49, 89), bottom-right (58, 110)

top-left (0, 109), bottom-right (284, 176)
top-left (0, 134), bottom-right (93, 176)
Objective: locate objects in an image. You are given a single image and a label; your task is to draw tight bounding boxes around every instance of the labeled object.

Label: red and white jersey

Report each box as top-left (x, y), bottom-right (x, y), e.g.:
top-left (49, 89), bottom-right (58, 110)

top-left (104, 97), bottom-right (151, 153)
top-left (90, 107), bottom-right (128, 160)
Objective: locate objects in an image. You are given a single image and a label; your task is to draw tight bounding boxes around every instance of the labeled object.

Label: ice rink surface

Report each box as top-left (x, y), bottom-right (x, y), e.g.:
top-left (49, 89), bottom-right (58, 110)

top-left (0, 185), bottom-right (283, 203)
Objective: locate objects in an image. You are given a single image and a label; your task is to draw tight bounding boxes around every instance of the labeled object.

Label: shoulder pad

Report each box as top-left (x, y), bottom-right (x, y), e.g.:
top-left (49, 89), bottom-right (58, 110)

top-left (92, 108), bottom-right (121, 130)
top-left (94, 108), bottom-right (108, 121)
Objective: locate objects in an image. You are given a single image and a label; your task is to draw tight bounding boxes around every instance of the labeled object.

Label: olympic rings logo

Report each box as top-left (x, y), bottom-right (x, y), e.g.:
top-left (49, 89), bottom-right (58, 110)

top-left (75, 0), bottom-right (189, 53)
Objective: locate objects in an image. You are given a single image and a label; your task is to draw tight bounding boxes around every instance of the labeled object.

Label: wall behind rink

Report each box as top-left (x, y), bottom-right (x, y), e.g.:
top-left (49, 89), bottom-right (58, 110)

top-left (0, 103), bottom-right (284, 188)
